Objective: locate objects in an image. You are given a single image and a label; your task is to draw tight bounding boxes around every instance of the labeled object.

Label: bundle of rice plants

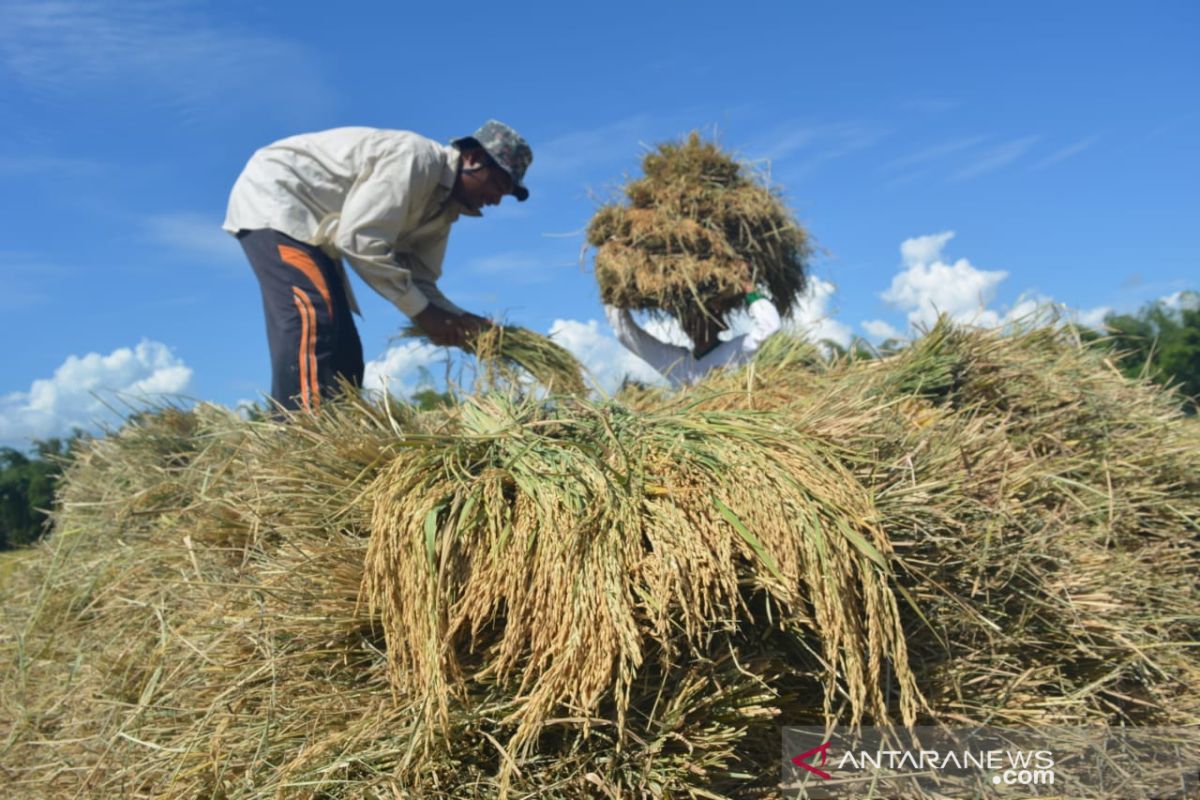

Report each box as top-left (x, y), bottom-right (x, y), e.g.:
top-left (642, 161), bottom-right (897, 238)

top-left (363, 394), bottom-right (918, 767)
top-left (587, 133), bottom-right (811, 333)
top-left (399, 324), bottom-right (587, 396)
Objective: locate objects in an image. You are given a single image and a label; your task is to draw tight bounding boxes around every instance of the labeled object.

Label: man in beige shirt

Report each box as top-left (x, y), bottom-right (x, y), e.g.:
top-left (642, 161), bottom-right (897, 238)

top-left (224, 120), bottom-right (532, 411)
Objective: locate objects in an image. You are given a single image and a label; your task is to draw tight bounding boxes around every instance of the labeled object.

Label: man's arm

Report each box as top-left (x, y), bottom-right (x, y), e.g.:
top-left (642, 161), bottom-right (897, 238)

top-left (412, 276), bottom-right (467, 317)
top-left (604, 305), bottom-right (690, 379)
top-left (740, 293), bottom-right (782, 355)
top-left (408, 266), bottom-right (490, 348)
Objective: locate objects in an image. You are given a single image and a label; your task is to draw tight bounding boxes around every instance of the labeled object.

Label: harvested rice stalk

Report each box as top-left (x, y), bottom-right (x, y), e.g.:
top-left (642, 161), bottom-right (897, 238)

top-left (363, 394), bottom-right (919, 763)
top-left (399, 324), bottom-right (587, 396)
top-left (588, 132), bottom-right (810, 330)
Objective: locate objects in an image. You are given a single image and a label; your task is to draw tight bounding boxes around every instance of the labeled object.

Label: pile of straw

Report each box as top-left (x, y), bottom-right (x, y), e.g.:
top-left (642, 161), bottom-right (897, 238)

top-left (587, 133), bottom-right (810, 329)
top-left (2, 320), bottom-right (1198, 798)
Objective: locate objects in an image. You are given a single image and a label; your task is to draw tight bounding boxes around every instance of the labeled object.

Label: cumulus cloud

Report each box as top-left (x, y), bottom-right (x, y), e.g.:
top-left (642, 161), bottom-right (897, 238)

top-left (1162, 290), bottom-right (1200, 312)
top-left (548, 318), bottom-right (667, 393)
top-left (875, 232), bottom-right (1123, 334)
top-left (361, 341), bottom-right (445, 399)
top-left (861, 319), bottom-right (902, 342)
top-left (0, 340), bottom-right (192, 446)
top-left (780, 276), bottom-right (854, 346)
top-left (1075, 305), bottom-right (1113, 329)
top-left (882, 231), bottom-right (1009, 329)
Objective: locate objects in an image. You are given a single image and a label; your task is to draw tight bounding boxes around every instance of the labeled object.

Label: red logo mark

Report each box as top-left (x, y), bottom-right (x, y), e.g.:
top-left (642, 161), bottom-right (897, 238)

top-left (792, 740), bottom-right (833, 780)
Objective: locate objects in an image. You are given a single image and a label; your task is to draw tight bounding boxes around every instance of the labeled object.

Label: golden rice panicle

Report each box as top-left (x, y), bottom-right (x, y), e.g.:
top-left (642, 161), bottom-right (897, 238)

top-left (363, 395), bottom-right (920, 765)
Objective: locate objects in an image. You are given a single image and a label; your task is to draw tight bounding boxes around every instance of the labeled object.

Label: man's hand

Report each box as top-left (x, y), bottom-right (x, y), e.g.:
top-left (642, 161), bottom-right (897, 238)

top-left (413, 305), bottom-right (492, 349)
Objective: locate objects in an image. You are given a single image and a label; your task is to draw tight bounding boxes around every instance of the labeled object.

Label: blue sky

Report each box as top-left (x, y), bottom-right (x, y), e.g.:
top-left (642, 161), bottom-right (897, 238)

top-left (1, 0), bottom-right (1197, 446)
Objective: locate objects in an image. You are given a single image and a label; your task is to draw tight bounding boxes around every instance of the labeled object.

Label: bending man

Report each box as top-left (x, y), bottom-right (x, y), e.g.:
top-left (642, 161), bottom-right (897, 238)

top-left (224, 121), bottom-right (533, 410)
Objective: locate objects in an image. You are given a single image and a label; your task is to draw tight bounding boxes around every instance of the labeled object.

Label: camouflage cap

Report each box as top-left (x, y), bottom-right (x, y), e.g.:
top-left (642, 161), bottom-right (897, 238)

top-left (453, 120), bottom-right (532, 201)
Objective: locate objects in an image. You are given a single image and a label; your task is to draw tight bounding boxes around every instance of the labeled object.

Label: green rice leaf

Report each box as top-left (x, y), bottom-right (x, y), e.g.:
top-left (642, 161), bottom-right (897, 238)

top-left (713, 496), bottom-right (785, 583)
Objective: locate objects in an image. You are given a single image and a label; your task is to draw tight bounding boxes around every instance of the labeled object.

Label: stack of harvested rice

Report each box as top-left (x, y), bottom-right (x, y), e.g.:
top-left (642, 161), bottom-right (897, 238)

top-left (2, 321), bottom-right (1198, 799)
top-left (587, 132), bottom-right (810, 329)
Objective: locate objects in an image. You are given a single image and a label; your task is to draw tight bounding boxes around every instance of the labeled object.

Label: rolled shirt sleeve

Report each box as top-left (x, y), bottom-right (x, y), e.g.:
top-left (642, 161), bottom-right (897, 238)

top-left (604, 305), bottom-right (692, 383)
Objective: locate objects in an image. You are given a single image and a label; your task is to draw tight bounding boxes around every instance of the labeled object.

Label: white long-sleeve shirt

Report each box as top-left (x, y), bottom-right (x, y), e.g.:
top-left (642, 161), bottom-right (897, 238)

top-left (223, 127), bottom-right (468, 318)
top-left (604, 299), bottom-right (782, 387)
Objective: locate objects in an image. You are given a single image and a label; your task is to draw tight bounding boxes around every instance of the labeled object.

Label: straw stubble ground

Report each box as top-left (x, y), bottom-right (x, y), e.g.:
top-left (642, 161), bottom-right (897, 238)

top-left (2, 322), bottom-right (1198, 798)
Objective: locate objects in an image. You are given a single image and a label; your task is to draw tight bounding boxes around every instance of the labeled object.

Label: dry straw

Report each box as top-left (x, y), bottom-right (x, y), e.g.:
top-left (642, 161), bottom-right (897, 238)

top-left (587, 132), bottom-right (811, 331)
top-left (3, 320), bottom-right (1198, 798)
top-left (399, 323), bottom-right (588, 396)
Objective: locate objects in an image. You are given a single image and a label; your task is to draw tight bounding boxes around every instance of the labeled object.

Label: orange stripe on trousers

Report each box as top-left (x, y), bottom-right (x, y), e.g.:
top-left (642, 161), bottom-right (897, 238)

top-left (302, 292), bottom-right (319, 411)
top-left (279, 244), bottom-right (334, 319)
top-left (291, 289), bottom-right (311, 410)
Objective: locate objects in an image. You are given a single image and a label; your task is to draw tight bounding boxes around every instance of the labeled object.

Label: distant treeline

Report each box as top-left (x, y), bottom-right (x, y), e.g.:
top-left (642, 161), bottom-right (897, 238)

top-left (1094, 291), bottom-right (1199, 413)
top-left (1, 296), bottom-right (1196, 551)
top-left (0, 437), bottom-right (76, 550)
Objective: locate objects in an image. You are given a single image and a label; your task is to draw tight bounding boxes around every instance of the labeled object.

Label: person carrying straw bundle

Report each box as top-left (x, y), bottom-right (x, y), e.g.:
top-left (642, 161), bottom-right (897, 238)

top-left (589, 132), bottom-right (806, 387)
top-left (604, 280), bottom-right (781, 387)
top-left (224, 121), bottom-right (533, 411)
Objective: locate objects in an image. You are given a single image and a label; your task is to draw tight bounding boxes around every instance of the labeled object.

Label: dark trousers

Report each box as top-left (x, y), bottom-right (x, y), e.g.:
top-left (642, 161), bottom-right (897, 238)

top-left (238, 229), bottom-right (364, 411)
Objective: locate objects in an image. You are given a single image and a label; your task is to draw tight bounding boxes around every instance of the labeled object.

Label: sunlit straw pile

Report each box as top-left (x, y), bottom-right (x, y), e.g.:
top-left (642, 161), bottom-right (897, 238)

top-left (2, 320), bottom-right (1198, 798)
top-left (587, 132), bottom-right (811, 329)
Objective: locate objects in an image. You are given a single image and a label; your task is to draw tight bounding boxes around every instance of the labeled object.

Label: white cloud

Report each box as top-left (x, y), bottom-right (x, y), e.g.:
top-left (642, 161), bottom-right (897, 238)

top-left (862, 319), bottom-right (902, 341)
top-left (899, 231), bottom-right (955, 269)
top-left (361, 341), bottom-right (445, 399)
top-left (0, 340), bottom-right (192, 446)
top-left (1162, 290), bottom-right (1199, 312)
top-left (951, 136), bottom-right (1039, 181)
top-left (145, 212), bottom-right (242, 268)
top-left (1075, 305), bottom-right (1113, 329)
top-left (0, 0), bottom-right (330, 121)
top-left (876, 233), bottom-right (1124, 334)
top-left (548, 318), bottom-right (667, 393)
top-left (1005, 291), bottom-right (1055, 323)
top-left (882, 231), bottom-right (1009, 329)
top-left (781, 276), bottom-right (854, 346)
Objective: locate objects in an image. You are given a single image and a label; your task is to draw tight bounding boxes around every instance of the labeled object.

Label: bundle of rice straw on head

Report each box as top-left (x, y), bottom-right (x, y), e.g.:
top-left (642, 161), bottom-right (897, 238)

top-left (587, 132), bottom-right (811, 334)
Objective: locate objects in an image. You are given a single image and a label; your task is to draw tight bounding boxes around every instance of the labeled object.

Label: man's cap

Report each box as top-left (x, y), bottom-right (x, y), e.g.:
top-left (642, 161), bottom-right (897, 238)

top-left (453, 120), bottom-right (532, 201)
